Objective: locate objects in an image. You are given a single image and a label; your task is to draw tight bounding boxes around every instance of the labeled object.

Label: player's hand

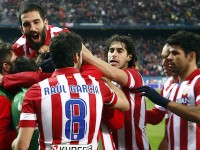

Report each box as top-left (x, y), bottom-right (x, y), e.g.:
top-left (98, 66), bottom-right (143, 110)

top-left (38, 45), bottom-right (49, 54)
top-left (136, 85), bottom-right (170, 108)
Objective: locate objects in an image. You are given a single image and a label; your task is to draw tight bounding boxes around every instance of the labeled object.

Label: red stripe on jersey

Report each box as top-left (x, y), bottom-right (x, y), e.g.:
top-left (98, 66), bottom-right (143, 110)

top-left (84, 75), bottom-right (97, 144)
top-left (49, 78), bottom-right (63, 144)
top-left (170, 85), bottom-right (180, 150)
top-left (33, 85), bottom-right (46, 149)
top-left (169, 116), bottom-right (174, 150)
top-left (180, 118), bottom-right (188, 150)
top-left (197, 124), bottom-right (200, 150)
top-left (134, 94), bottom-right (144, 150)
top-left (124, 97), bottom-right (133, 148)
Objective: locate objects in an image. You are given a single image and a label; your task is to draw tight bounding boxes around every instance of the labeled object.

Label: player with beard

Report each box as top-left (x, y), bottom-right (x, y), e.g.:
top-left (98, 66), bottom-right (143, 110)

top-left (11, 32), bottom-right (129, 150)
top-left (12, 3), bottom-right (69, 72)
top-left (136, 31), bottom-right (200, 150)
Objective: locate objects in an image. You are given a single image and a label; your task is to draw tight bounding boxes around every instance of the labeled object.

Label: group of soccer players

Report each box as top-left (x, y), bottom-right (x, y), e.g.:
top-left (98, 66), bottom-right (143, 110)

top-left (0, 2), bottom-right (200, 150)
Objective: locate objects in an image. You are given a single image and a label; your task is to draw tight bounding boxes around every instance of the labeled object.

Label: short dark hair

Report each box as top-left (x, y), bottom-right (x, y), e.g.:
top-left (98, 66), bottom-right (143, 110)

top-left (105, 34), bottom-right (138, 68)
top-left (166, 30), bottom-right (200, 63)
top-left (18, 3), bottom-right (45, 26)
top-left (0, 42), bottom-right (13, 73)
top-left (49, 32), bottom-right (82, 69)
top-left (12, 56), bottom-right (39, 73)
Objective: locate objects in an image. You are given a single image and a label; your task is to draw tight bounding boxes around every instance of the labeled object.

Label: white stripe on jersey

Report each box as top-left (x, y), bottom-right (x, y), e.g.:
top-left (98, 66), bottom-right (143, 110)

top-left (173, 114), bottom-right (181, 148)
top-left (130, 93), bottom-right (137, 150)
top-left (74, 73), bottom-right (90, 144)
top-left (20, 113), bottom-right (37, 120)
top-left (187, 121), bottom-right (196, 150)
top-left (167, 74), bottom-right (200, 149)
top-left (49, 26), bottom-right (64, 37)
top-left (196, 95), bottom-right (200, 102)
top-left (101, 124), bottom-right (116, 150)
top-left (39, 79), bottom-right (53, 145)
top-left (117, 128), bottom-right (125, 150)
top-left (126, 70), bottom-right (135, 88)
top-left (56, 74), bottom-right (71, 144)
top-left (88, 75), bottom-right (103, 149)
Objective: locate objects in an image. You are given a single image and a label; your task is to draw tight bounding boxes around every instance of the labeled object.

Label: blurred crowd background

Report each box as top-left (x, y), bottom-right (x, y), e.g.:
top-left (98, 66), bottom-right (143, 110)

top-left (0, 0), bottom-right (200, 76)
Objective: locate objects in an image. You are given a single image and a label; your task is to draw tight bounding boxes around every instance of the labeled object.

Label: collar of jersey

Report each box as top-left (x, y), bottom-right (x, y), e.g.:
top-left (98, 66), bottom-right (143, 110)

top-left (52, 67), bottom-right (80, 77)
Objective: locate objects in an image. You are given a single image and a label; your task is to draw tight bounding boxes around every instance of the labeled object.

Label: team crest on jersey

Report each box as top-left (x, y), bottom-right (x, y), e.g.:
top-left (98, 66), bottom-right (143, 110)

top-left (182, 84), bottom-right (191, 96)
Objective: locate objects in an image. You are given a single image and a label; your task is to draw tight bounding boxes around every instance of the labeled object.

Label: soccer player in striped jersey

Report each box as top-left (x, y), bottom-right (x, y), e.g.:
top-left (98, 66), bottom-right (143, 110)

top-left (12, 32), bottom-right (129, 150)
top-left (12, 3), bottom-right (70, 72)
top-left (83, 34), bottom-right (150, 150)
top-left (136, 31), bottom-right (200, 150)
top-left (146, 43), bottom-right (178, 150)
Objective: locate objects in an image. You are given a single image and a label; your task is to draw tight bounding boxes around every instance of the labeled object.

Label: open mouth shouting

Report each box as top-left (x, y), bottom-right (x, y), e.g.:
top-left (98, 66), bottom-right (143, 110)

top-left (31, 33), bottom-right (41, 43)
top-left (109, 59), bottom-right (118, 66)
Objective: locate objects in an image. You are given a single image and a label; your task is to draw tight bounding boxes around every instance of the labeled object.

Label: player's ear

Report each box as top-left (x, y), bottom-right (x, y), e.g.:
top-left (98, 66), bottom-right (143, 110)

top-left (127, 54), bottom-right (132, 61)
top-left (44, 19), bottom-right (48, 29)
top-left (20, 26), bottom-right (25, 35)
top-left (2, 63), bottom-right (11, 74)
top-left (188, 51), bottom-right (196, 62)
top-left (74, 53), bottom-right (79, 64)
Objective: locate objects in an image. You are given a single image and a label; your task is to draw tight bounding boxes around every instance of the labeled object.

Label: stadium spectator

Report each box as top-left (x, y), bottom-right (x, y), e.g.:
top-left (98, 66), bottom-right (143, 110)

top-left (136, 31), bottom-right (200, 150)
top-left (12, 31), bottom-right (129, 150)
top-left (83, 34), bottom-right (150, 149)
top-left (1, 1), bottom-right (200, 26)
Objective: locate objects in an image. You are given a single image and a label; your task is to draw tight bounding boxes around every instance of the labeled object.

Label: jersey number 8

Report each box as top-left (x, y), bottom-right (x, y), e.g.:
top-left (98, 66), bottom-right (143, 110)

top-left (65, 98), bottom-right (87, 140)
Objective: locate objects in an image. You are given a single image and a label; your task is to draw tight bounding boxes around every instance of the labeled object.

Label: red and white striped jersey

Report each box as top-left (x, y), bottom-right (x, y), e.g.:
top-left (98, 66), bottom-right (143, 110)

top-left (147, 76), bottom-right (177, 125)
top-left (19, 68), bottom-right (118, 150)
top-left (12, 25), bottom-right (70, 58)
top-left (112, 68), bottom-right (150, 150)
top-left (166, 69), bottom-right (200, 150)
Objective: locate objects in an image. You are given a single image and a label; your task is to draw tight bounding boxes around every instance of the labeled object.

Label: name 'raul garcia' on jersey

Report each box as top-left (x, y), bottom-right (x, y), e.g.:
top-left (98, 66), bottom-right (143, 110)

top-left (43, 83), bottom-right (100, 96)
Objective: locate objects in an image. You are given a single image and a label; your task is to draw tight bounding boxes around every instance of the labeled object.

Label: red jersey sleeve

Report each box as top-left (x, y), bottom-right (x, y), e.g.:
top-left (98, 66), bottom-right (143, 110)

top-left (81, 64), bottom-right (102, 80)
top-left (19, 84), bottom-right (41, 127)
top-left (99, 80), bottom-right (118, 107)
top-left (102, 106), bottom-right (124, 130)
top-left (146, 107), bottom-right (165, 125)
top-left (0, 95), bottom-right (16, 150)
top-left (2, 72), bottom-right (52, 89)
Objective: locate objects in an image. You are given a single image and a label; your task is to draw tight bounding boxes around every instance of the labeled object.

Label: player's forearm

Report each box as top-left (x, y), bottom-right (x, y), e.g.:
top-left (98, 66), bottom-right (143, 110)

top-left (106, 81), bottom-right (129, 111)
top-left (82, 45), bottom-right (126, 84)
top-left (167, 102), bottom-right (200, 123)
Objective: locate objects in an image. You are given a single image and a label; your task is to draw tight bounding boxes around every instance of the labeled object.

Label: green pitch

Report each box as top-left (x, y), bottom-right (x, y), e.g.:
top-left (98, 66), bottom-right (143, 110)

top-left (146, 98), bottom-right (165, 150)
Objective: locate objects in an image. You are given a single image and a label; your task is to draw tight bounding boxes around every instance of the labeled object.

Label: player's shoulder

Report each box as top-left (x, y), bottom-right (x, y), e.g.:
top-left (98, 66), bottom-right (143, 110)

top-left (125, 67), bottom-right (142, 80)
top-left (126, 67), bottom-right (140, 75)
top-left (13, 35), bottom-right (26, 45)
top-left (12, 35), bottom-right (26, 49)
top-left (48, 25), bottom-right (69, 33)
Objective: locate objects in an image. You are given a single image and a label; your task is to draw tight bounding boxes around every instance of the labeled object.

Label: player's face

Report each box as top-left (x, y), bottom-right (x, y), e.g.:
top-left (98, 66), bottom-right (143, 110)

top-left (167, 45), bottom-right (191, 76)
top-left (20, 11), bottom-right (48, 50)
top-left (107, 42), bottom-right (131, 70)
top-left (3, 51), bottom-right (17, 75)
top-left (161, 44), bottom-right (174, 76)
